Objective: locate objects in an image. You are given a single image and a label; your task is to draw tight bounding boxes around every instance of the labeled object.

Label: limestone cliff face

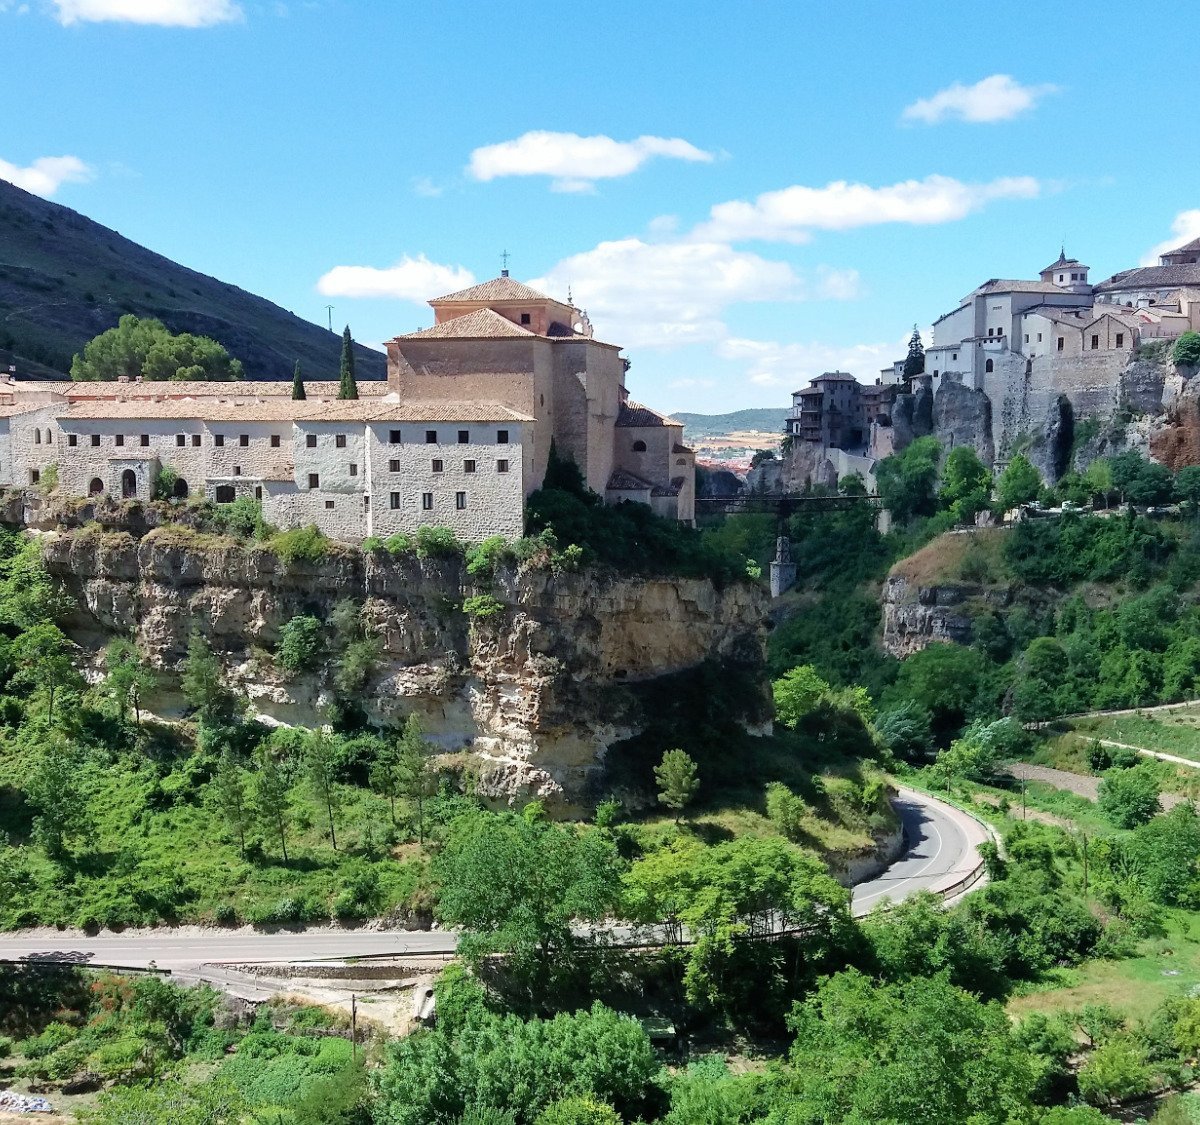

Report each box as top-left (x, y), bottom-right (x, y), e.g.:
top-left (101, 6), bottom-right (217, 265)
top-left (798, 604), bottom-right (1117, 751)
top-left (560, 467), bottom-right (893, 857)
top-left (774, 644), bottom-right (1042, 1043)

top-left (40, 527), bottom-right (770, 814)
top-left (880, 574), bottom-right (1001, 657)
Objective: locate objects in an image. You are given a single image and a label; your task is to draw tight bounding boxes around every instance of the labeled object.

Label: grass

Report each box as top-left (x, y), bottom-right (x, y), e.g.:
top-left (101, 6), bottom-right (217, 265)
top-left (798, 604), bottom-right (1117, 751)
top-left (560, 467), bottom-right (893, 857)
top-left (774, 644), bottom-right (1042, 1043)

top-left (1009, 910), bottom-right (1200, 1025)
top-left (1071, 710), bottom-right (1200, 763)
top-left (887, 528), bottom-right (1010, 587)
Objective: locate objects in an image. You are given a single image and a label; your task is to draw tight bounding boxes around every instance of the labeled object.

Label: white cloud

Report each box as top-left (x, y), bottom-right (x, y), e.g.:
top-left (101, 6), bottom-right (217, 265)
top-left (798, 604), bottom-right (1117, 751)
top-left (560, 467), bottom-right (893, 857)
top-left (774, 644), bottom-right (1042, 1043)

top-left (468, 131), bottom-right (713, 192)
top-left (1141, 209), bottom-right (1200, 266)
top-left (716, 337), bottom-right (898, 389)
top-left (696, 174), bottom-right (1040, 244)
top-left (902, 75), bottom-right (1058, 124)
top-left (528, 238), bottom-right (856, 350)
top-left (0, 154), bottom-right (93, 197)
top-left (411, 176), bottom-right (443, 198)
top-left (316, 255), bottom-right (475, 302)
top-left (52, 0), bottom-right (241, 26)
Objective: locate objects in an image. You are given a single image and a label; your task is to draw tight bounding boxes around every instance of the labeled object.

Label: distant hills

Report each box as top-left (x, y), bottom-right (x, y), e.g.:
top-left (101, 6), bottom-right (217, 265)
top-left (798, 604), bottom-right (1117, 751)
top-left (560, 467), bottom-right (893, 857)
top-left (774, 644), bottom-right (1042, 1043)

top-left (672, 408), bottom-right (788, 440)
top-left (0, 178), bottom-right (386, 381)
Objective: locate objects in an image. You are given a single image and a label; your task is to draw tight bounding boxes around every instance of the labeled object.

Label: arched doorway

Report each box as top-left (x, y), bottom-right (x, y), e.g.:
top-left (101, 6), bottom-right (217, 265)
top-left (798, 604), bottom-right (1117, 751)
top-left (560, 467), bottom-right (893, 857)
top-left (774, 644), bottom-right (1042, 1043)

top-left (88, 477), bottom-right (103, 496)
top-left (173, 478), bottom-right (189, 499)
top-left (214, 484), bottom-right (236, 503)
top-left (121, 469), bottom-right (137, 499)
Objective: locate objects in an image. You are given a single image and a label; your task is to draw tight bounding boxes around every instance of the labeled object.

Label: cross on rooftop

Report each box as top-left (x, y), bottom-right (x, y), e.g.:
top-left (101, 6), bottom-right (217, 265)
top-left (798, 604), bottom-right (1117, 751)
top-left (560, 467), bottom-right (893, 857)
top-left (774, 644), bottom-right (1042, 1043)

top-left (500, 249), bottom-right (510, 276)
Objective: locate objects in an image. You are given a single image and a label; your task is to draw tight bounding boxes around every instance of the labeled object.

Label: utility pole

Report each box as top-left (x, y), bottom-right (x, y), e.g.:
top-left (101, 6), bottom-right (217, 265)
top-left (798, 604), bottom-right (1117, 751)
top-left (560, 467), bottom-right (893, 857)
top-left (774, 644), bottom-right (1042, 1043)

top-left (1021, 775), bottom-right (1027, 821)
top-left (1081, 832), bottom-right (1089, 895)
top-left (351, 993), bottom-right (358, 1062)
top-left (325, 305), bottom-right (335, 333)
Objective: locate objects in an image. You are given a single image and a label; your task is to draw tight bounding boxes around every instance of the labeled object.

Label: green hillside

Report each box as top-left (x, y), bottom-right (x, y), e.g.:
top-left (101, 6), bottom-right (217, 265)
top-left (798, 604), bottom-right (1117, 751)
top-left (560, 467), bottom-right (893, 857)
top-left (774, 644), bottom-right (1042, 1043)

top-left (0, 178), bottom-right (386, 382)
top-left (673, 406), bottom-right (788, 439)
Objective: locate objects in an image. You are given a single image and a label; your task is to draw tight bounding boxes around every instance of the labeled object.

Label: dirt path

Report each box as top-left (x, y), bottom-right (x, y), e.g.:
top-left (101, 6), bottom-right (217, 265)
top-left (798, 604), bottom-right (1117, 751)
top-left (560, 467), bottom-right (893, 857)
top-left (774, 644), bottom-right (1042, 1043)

top-left (1094, 738), bottom-right (1200, 771)
top-left (1003, 762), bottom-right (1185, 810)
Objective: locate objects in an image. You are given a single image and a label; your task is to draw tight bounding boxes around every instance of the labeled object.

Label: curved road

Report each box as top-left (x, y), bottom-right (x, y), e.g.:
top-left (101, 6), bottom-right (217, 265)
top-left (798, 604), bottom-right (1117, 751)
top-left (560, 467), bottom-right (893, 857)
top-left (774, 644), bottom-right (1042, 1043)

top-left (0, 788), bottom-right (987, 973)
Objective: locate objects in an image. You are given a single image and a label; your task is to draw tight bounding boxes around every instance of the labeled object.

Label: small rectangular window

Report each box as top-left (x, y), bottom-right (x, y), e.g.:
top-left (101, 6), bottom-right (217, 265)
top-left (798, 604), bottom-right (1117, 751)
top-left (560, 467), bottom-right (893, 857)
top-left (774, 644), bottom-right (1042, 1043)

top-left (951, 353), bottom-right (957, 361)
top-left (1116, 333), bottom-right (1124, 348)
top-left (91, 434), bottom-right (101, 447)
top-left (233, 466), bottom-right (241, 476)
top-left (68, 434), bottom-right (78, 447)
top-left (306, 434), bottom-right (317, 448)
top-left (349, 463), bottom-right (358, 476)
top-left (497, 429), bottom-right (509, 444)
top-left (270, 435), bottom-right (281, 448)
top-left (325, 500), bottom-right (335, 510)
top-left (1057, 337), bottom-right (1065, 352)
top-left (1091, 334), bottom-right (1099, 350)
top-left (30, 469), bottom-right (39, 485)
top-left (519, 312), bottom-right (531, 325)
top-left (425, 430), bottom-right (437, 444)
top-left (456, 491), bottom-right (467, 510)
top-left (239, 434), bottom-right (249, 447)
top-left (192, 434), bottom-right (201, 447)
top-left (140, 433), bottom-right (150, 447)
top-left (1023, 334), bottom-right (1029, 343)
top-left (464, 459), bottom-right (476, 474)
top-left (390, 492), bottom-right (401, 510)
top-left (214, 434), bottom-right (224, 447)
top-left (458, 429), bottom-right (469, 444)
top-left (422, 492), bottom-right (433, 510)
top-left (497, 459), bottom-right (510, 473)
top-left (254, 486), bottom-right (263, 501)
top-left (390, 429), bottom-right (402, 444)
top-left (34, 430), bottom-right (41, 445)
top-left (115, 434), bottom-right (124, 447)
top-left (308, 473), bottom-right (320, 488)
top-left (335, 434), bottom-right (346, 448)
top-left (432, 458), bottom-right (444, 473)
top-left (388, 458), bottom-right (400, 472)
top-left (1037, 333), bottom-right (1042, 342)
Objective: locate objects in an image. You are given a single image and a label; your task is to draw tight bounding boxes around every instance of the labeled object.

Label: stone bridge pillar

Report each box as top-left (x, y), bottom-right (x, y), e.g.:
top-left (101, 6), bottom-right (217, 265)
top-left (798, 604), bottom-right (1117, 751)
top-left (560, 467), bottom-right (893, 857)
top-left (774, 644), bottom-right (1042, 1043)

top-left (769, 535), bottom-right (796, 598)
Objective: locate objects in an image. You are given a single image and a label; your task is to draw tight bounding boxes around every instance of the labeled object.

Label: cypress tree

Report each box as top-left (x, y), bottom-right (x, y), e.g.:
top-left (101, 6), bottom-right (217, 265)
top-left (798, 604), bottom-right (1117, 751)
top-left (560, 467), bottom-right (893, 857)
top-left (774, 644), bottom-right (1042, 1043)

top-left (337, 325), bottom-right (358, 400)
top-left (291, 359), bottom-right (306, 400)
top-left (902, 325), bottom-right (925, 379)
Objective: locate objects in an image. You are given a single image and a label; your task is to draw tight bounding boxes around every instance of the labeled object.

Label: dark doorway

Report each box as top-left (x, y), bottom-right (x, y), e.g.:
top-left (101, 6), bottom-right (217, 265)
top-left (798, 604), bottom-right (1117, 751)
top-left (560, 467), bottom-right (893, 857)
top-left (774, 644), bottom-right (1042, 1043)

top-left (120, 469), bottom-right (137, 499)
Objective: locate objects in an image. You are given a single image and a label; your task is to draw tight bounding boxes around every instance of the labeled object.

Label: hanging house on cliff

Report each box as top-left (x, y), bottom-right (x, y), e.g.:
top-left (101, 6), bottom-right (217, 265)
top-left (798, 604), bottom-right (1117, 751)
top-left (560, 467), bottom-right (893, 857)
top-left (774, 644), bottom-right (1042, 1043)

top-left (0, 274), bottom-right (695, 542)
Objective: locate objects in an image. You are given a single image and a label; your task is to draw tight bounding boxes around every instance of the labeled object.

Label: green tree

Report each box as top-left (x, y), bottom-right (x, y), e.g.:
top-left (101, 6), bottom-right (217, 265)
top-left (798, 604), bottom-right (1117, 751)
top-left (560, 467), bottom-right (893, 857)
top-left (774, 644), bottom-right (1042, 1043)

top-left (394, 714), bottom-right (436, 843)
top-left (535, 1097), bottom-right (622, 1125)
top-left (434, 811), bottom-right (622, 994)
top-left (180, 630), bottom-right (241, 730)
top-left (882, 643), bottom-right (992, 746)
top-left (276, 614), bottom-right (323, 675)
top-left (779, 970), bottom-right (1037, 1124)
top-left (306, 733), bottom-right (343, 850)
top-left (772, 664), bottom-right (830, 728)
top-left (253, 750), bottom-right (290, 862)
top-left (928, 719), bottom-right (1006, 789)
top-left (291, 358), bottom-right (306, 400)
top-left (25, 741), bottom-right (93, 858)
top-left (97, 637), bottom-right (154, 730)
top-left (1172, 330), bottom-right (1200, 367)
top-left (901, 324), bottom-right (925, 379)
top-left (939, 445), bottom-right (992, 524)
top-left (1076, 1034), bottom-right (1154, 1106)
top-left (1012, 636), bottom-right (1069, 726)
top-left (369, 741), bottom-right (402, 827)
top-left (1174, 464), bottom-right (1200, 514)
top-left (70, 314), bottom-right (243, 382)
top-left (995, 453), bottom-right (1042, 512)
top-left (211, 751), bottom-right (250, 859)
top-left (1098, 762), bottom-right (1161, 828)
top-left (875, 436), bottom-right (941, 522)
top-left (337, 325), bottom-right (358, 400)
top-left (12, 621), bottom-right (81, 725)
top-left (654, 748), bottom-right (700, 820)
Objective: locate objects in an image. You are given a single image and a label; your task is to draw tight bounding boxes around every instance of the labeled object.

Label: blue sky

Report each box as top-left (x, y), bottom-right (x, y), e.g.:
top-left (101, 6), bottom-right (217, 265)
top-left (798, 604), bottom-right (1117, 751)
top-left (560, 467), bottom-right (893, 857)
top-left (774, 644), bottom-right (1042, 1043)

top-left (4, 0), bottom-right (1199, 413)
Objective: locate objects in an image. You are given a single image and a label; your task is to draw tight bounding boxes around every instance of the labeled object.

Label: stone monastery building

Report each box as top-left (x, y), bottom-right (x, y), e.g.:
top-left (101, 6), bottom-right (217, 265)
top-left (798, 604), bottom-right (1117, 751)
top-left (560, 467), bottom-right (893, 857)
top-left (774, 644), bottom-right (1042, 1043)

top-left (0, 274), bottom-right (695, 542)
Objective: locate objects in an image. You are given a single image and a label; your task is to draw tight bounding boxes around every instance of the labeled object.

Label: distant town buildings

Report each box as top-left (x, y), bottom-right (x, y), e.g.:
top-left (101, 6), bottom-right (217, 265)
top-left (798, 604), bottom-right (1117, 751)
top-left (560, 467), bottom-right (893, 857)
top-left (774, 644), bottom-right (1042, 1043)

top-left (0, 275), bottom-right (695, 542)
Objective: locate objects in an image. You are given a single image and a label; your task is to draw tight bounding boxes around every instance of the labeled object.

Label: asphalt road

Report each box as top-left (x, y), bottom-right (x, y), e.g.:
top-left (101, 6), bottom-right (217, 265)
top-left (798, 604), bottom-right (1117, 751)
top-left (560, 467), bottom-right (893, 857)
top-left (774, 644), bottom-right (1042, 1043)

top-left (0, 788), bottom-right (986, 972)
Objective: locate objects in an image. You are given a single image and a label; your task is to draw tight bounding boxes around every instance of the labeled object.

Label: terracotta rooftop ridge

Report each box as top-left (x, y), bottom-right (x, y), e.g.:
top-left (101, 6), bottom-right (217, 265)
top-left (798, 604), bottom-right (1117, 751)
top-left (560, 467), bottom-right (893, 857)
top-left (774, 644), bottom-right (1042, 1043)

top-left (396, 308), bottom-right (538, 340)
top-left (430, 276), bottom-right (562, 305)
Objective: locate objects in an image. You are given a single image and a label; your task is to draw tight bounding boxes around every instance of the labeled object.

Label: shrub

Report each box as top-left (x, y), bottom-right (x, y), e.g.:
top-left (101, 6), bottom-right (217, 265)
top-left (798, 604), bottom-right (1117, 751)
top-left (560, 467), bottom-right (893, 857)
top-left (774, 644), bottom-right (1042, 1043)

top-left (1098, 762), bottom-right (1161, 828)
top-left (360, 536), bottom-right (383, 552)
top-left (152, 465), bottom-right (179, 501)
top-left (764, 781), bottom-right (809, 841)
top-left (415, 526), bottom-right (463, 558)
top-left (211, 496), bottom-right (266, 539)
top-left (1172, 331), bottom-right (1200, 367)
top-left (465, 536), bottom-right (512, 581)
top-left (463, 594), bottom-right (505, 620)
top-left (535, 1097), bottom-right (622, 1125)
top-left (268, 525), bottom-right (330, 563)
top-left (384, 533), bottom-right (414, 555)
top-left (276, 615), bottom-right (323, 675)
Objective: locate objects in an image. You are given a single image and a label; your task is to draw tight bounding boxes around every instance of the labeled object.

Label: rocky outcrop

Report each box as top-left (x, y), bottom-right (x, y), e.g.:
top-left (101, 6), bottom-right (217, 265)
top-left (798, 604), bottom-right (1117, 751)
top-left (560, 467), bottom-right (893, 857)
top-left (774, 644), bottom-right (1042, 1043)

top-left (780, 441), bottom-right (839, 492)
top-left (1151, 371), bottom-right (1200, 471)
top-left (880, 574), bottom-right (995, 657)
top-left (40, 525), bottom-right (770, 815)
top-left (932, 380), bottom-right (994, 465)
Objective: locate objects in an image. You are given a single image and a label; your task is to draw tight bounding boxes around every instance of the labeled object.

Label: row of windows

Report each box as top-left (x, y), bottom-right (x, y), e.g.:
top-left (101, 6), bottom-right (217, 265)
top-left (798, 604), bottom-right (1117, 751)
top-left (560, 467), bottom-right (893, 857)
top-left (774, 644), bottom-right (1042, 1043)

top-left (410, 429), bottom-right (509, 446)
top-left (60, 429), bottom-right (516, 449)
top-left (419, 458), bottom-right (510, 474)
top-left (389, 492), bottom-right (470, 511)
